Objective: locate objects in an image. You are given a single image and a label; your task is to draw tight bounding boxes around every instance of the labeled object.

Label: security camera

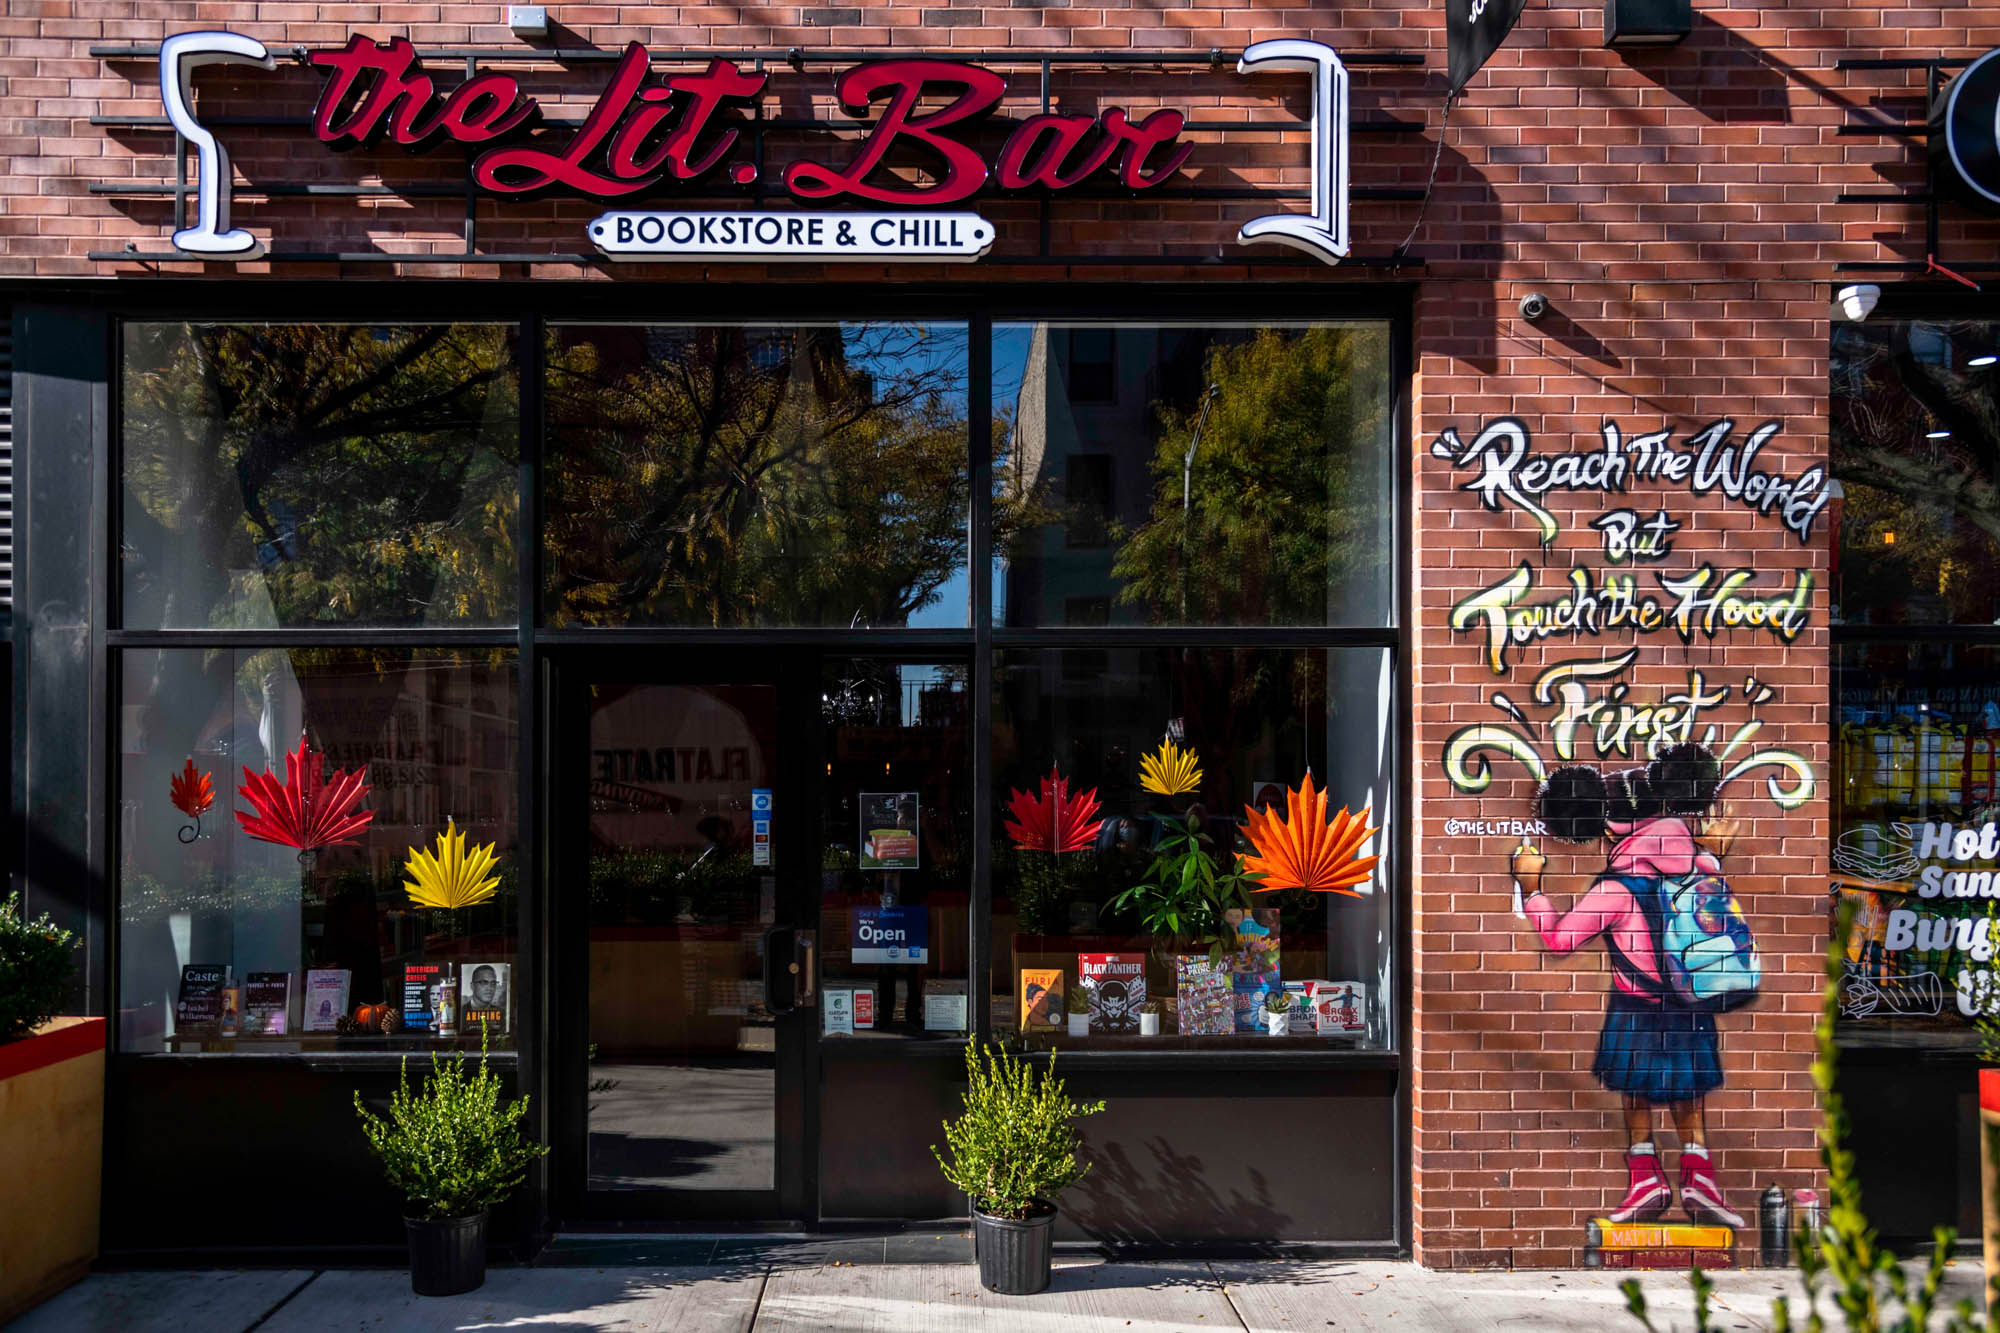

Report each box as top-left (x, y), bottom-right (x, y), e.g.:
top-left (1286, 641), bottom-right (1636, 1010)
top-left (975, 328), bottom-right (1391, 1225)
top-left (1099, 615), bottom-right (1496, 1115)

top-left (1518, 291), bottom-right (1550, 323)
top-left (1834, 284), bottom-right (1881, 323)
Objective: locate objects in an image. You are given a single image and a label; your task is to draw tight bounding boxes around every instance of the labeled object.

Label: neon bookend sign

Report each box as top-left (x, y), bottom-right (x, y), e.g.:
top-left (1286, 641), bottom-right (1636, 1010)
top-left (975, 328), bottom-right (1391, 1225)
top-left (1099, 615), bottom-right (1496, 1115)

top-left (156, 31), bottom-right (1353, 264)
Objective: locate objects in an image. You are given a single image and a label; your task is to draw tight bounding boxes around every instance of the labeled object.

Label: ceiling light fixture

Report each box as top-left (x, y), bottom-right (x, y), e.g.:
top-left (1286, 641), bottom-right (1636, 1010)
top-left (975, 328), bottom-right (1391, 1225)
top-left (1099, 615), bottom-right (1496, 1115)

top-left (1927, 429), bottom-right (1953, 439)
top-left (1972, 354), bottom-right (1999, 367)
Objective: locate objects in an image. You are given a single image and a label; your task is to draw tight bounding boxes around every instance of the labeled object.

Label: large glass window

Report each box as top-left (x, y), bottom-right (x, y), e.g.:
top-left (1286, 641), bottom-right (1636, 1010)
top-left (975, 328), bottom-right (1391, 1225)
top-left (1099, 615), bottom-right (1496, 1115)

top-left (543, 323), bottom-right (972, 628)
top-left (1833, 319), bottom-right (2000, 626)
top-left (120, 323), bottom-right (519, 629)
top-left (993, 322), bottom-right (1395, 628)
top-left (117, 649), bottom-right (519, 1052)
top-left (990, 647), bottom-right (1394, 1049)
top-left (1833, 317), bottom-right (2000, 1051)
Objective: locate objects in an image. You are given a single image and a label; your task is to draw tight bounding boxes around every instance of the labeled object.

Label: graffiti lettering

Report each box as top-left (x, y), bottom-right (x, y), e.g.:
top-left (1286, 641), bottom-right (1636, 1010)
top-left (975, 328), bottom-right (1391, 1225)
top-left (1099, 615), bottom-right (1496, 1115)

top-left (1452, 562), bottom-right (1812, 675)
top-left (1591, 508), bottom-right (1680, 562)
top-left (1429, 416), bottom-right (1830, 547)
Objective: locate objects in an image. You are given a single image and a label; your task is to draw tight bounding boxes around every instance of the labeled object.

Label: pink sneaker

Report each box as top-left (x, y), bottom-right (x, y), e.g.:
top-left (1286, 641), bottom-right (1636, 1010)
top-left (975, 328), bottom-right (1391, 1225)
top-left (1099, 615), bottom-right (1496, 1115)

top-left (1679, 1150), bottom-right (1745, 1228)
top-left (1608, 1150), bottom-right (1672, 1223)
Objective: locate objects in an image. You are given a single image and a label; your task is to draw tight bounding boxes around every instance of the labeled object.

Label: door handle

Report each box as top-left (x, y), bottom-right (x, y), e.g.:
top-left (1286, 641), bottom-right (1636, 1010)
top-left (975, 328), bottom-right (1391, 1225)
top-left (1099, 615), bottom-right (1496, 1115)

top-left (764, 926), bottom-right (797, 1015)
top-left (794, 930), bottom-right (817, 1009)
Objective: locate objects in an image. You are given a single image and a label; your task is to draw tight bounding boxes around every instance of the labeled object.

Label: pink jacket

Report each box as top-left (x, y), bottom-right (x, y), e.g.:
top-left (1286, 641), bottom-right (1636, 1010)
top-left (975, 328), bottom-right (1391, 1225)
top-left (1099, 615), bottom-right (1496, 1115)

top-left (1523, 817), bottom-right (1721, 998)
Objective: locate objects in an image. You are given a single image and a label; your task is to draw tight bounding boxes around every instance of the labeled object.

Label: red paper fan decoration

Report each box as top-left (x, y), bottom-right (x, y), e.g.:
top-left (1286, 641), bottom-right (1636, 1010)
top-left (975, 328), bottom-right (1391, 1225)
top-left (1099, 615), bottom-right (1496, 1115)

top-left (1004, 765), bottom-right (1105, 854)
top-left (171, 759), bottom-right (214, 819)
top-left (236, 736), bottom-right (374, 852)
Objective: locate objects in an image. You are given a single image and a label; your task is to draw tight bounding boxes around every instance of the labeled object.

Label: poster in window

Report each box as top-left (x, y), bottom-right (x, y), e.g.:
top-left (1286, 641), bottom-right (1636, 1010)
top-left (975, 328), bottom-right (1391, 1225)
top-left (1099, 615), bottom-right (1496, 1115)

top-left (853, 904), bottom-right (929, 964)
top-left (460, 962), bottom-right (511, 1034)
top-left (859, 791), bottom-right (920, 870)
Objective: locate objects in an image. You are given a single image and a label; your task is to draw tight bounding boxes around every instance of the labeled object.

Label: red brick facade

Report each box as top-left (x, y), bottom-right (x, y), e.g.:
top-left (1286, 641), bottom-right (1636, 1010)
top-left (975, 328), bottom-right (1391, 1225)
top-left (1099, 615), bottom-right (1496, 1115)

top-left (7, 0), bottom-right (1998, 1269)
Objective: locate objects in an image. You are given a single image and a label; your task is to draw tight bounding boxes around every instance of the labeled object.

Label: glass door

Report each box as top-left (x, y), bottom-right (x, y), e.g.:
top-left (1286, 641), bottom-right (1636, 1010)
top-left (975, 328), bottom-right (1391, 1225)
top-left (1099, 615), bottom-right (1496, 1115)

top-left (556, 652), bottom-right (818, 1223)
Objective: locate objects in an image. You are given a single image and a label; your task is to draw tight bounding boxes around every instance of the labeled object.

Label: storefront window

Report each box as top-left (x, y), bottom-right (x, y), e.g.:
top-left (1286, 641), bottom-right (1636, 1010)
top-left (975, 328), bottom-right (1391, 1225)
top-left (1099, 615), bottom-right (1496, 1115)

top-left (117, 649), bottom-right (519, 1053)
top-left (1833, 317), bottom-right (2000, 1050)
top-left (993, 322), bottom-right (1394, 629)
top-left (120, 323), bottom-right (520, 629)
top-left (990, 647), bottom-right (1393, 1048)
top-left (818, 658), bottom-right (971, 1039)
top-left (543, 323), bottom-right (972, 628)
top-left (1833, 319), bottom-right (2000, 626)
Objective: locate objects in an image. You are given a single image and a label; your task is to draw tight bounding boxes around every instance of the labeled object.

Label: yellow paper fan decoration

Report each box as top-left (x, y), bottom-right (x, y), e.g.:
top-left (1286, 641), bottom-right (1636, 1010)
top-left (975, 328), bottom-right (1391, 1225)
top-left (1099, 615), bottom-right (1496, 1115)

top-left (403, 818), bottom-right (502, 910)
top-left (1139, 737), bottom-right (1203, 798)
top-left (1239, 773), bottom-right (1380, 896)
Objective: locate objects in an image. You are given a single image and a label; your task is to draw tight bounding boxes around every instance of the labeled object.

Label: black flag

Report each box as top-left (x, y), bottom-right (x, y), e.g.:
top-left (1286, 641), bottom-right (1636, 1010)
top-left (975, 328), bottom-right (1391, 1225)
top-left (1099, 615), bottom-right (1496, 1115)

top-left (1448, 0), bottom-right (1530, 97)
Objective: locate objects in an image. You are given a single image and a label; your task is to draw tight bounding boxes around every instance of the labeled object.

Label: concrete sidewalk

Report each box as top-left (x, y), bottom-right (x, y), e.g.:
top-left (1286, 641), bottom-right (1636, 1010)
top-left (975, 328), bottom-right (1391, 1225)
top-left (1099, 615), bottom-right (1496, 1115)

top-left (10, 1257), bottom-right (1985, 1333)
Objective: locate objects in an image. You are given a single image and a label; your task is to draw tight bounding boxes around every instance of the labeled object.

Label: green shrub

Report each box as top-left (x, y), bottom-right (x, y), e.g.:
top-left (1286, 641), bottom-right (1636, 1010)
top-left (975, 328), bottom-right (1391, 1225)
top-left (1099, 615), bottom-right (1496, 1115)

top-left (1624, 906), bottom-right (1985, 1333)
top-left (354, 1035), bottom-right (549, 1220)
top-left (932, 1040), bottom-right (1104, 1220)
top-left (0, 893), bottom-right (78, 1041)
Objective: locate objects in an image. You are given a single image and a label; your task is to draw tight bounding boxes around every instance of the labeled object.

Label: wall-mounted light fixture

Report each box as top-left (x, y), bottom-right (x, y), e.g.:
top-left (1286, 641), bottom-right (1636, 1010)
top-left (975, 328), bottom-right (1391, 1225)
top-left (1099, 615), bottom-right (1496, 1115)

top-left (508, 6), bottom-right (549, 36)
top-left (1604, 0), bottom-right (1692, 46)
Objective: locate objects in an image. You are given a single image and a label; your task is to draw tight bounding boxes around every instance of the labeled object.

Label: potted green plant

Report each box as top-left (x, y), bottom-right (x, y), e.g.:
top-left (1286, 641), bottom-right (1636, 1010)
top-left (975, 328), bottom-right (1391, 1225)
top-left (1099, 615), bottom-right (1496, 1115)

top-left (1065, 983), bottom-right (1092, 1038)
top-left (1137, 999), bottom-right (1161, 1037)
top-left (353, 1034), bottom-right (548, 1297)
top-left (0, 894), bottom-right (97, 1325)
top-left (1263, 987), bottom-right (1294, 1037)
top-left (1105, 813), bottom-right (1259, 965)
top-left (932, 1041), bottom-right (1104, 1295)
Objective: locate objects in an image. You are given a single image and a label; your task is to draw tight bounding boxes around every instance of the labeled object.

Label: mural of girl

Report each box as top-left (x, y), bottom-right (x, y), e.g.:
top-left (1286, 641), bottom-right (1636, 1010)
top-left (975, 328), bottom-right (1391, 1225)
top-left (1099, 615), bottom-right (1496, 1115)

top-left (1508, 742), bottom-right (1748, 1228)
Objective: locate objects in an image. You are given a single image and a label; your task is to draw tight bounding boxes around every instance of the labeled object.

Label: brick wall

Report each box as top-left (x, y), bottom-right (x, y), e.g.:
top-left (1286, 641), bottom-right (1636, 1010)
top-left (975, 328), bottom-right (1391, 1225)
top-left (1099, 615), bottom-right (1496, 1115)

top-left (6, 0), bottom-right (2000, 1269)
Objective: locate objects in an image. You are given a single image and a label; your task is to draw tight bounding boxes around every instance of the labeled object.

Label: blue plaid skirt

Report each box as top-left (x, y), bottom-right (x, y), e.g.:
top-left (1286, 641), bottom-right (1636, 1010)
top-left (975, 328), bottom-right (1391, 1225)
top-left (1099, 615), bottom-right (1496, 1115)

top-left (1593, 991), bottom-right (1722, 1103)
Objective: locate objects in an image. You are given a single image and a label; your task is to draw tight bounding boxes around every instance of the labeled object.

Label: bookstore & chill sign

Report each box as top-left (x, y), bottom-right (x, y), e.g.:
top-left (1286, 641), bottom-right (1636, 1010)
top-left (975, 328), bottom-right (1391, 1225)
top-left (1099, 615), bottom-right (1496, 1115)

top-left (152, 30), bottom-right (1356, 265)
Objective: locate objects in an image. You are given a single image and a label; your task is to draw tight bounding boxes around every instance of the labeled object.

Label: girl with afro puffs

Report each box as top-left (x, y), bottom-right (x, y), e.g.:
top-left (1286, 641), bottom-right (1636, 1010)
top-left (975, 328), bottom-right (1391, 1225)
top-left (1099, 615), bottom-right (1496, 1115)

top-left (1508, 742), bottom-right (1744, 1228)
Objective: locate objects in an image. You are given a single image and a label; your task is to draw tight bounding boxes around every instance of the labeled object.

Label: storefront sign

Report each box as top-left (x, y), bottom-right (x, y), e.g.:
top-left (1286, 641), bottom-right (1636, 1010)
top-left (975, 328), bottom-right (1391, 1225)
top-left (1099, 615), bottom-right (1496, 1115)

top-left (852, 905), bottom-right (929, 964)
top-left (1943, 48), bottom-right (2000, 207)
top-left (149, 30), bottom-right (1357, 265)
top-left (591, 211), bottom-right (991, 263)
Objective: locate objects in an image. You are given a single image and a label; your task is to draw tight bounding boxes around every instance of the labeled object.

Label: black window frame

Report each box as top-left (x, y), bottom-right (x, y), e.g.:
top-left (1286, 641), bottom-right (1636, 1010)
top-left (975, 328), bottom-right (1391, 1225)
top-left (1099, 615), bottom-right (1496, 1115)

top-left (71, 280), bottom-right (1411, 1244)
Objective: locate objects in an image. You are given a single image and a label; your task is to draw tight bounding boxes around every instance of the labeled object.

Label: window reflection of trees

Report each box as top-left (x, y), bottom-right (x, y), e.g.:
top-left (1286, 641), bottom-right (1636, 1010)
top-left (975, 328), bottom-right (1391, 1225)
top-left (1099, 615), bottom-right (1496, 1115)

top-left (1833, 321), bottom-right (2000, 625)
top-left (542, 323), bottom-right (975, 628)
top-left (121, 324), bottom-right (520, 629)
top-left (996, 324), bottom-right (1392, 629)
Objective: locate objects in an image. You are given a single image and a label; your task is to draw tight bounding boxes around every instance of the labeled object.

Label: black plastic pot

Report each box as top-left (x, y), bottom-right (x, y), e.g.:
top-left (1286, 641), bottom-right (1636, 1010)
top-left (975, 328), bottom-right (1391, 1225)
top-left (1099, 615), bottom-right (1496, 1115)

top-left (405, 1211), bottom-right (488, 1297)
top-left (973, 1201), bottom-right (1058, 1295)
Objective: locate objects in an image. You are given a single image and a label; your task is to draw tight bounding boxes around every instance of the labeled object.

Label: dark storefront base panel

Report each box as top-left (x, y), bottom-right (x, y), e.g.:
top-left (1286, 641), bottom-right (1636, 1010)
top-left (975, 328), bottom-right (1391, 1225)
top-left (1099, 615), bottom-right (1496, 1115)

top-left (820, 1053), bottom-right (1399, 1247)
top-left (103, 1057), bottom-right (531, 1262)
top-left (1837, 1050), bottom-right (1979, 1252)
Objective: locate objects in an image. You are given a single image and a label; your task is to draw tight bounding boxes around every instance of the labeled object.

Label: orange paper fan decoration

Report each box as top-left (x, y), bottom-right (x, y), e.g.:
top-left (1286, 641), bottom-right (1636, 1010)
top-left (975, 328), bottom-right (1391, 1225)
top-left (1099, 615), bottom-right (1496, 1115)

top-left (1239, 773), bottom-right (1380, 896)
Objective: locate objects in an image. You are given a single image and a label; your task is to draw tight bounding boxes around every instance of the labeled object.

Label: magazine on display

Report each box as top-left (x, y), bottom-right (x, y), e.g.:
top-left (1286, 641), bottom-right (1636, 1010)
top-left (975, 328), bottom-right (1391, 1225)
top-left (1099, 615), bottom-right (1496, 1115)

top-left (1078, 953), bottom-right (1145, 1035)
top-left (460, 962), bottom-right (511, 1034)
top-left (241, 972), bottom-right (291, 1035)
top-left (302, 969), bottom-right (351, 1033)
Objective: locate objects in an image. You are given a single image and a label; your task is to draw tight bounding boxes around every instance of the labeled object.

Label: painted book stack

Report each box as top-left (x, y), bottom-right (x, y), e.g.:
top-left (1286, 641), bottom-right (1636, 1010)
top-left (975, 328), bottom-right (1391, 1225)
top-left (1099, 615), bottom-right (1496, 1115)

top-left (1584, 1218), bottom-right (1736, 1270)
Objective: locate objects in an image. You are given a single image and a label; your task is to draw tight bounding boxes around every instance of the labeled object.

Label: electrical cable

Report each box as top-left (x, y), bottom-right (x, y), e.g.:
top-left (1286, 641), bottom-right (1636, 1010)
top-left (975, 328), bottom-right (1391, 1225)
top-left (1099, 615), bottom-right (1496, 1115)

top-left (1392, 90), bottom-right (1455, 264)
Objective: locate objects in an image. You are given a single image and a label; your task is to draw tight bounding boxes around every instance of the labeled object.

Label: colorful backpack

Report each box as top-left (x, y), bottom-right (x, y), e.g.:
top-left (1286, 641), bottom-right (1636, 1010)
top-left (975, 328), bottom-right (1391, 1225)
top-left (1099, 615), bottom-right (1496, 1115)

top-left (1617, 872), bottom-right (1762, 1012)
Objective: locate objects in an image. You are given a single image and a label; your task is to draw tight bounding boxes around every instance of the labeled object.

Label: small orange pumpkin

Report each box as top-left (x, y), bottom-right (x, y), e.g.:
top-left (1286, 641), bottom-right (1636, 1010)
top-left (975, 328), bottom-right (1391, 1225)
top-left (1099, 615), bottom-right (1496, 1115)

top-left (354, 1002), bottom-right (391, 1030)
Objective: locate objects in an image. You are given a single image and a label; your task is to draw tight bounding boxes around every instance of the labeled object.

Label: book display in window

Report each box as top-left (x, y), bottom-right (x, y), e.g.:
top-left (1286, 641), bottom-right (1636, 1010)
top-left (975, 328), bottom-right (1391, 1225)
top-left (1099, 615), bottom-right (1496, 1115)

top-left (1175, 955), bottom-right (1234, 1035)
top-left (175, 964), bottom-right (229, 1034)
top-left (1019, 968), bottom-right (1064, 1032)
top-left (1078, 952), bottom-right (1144, 1034)
top-left (402, 963), bottom-right (443, 1031)
top-left (460, 962), bottom-right (510, 1034)
top-left (302, 968), bottom-right (351, 1033)
top-left (1226, 908), bottom-right (1282, 1033)
top-left (1312, 981), bottom-right (1368, 1039)
top-left (241, 972), bottom-right (292, 1035)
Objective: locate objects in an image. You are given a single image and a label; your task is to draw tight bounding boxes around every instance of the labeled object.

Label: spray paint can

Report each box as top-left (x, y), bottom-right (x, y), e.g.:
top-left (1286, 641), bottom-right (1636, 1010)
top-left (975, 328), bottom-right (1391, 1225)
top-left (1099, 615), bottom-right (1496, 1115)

top-left (1795, 1189), bottom-right (1822, 1249)
top-left (1759, 1184), bottom-right (1790, 1266)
